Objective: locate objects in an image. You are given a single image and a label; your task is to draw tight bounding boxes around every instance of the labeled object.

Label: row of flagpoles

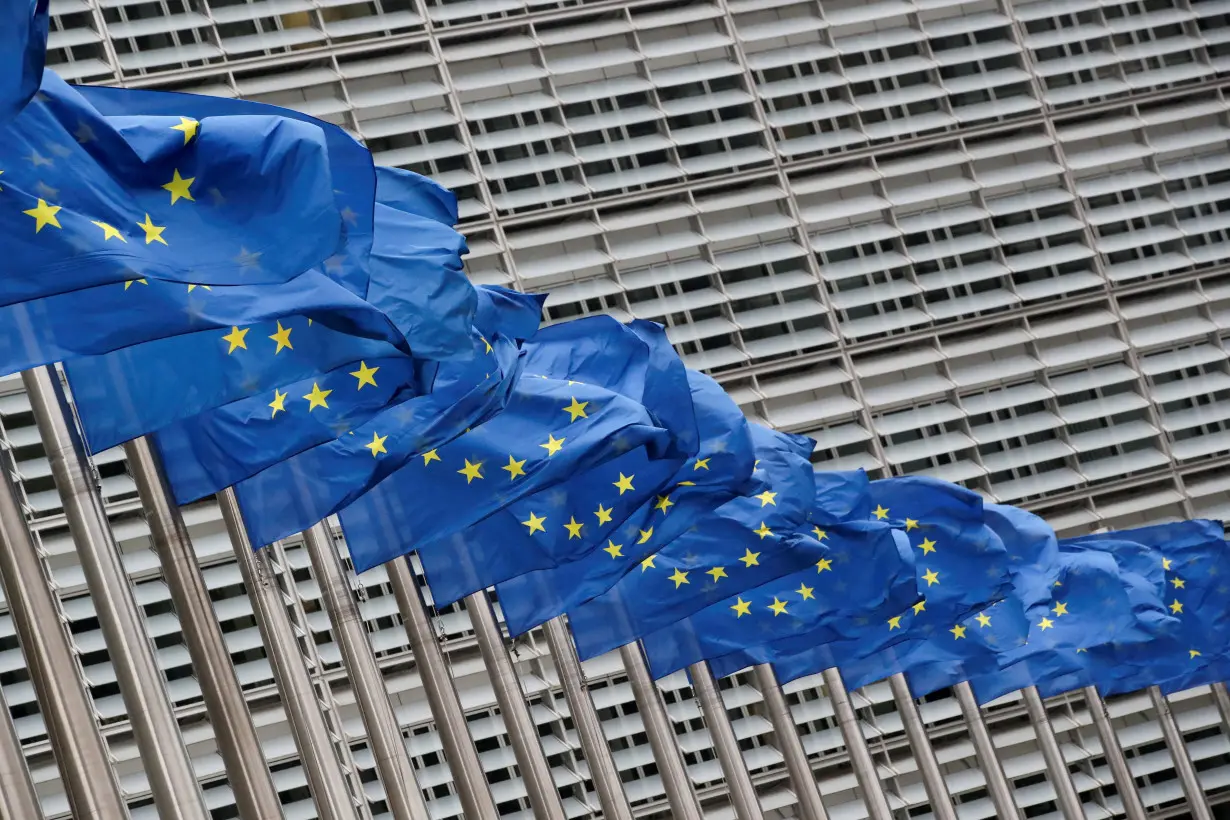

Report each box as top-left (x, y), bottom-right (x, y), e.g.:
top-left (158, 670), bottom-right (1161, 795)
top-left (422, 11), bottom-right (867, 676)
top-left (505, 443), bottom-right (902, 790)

top-left (0, 361), bottom-right (1226, 820)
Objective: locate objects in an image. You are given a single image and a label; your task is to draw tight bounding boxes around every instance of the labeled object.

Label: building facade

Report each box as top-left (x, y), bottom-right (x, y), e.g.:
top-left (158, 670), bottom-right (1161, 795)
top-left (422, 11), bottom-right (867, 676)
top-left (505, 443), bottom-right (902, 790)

top-left (7, 0), bottom-right (1230, 816)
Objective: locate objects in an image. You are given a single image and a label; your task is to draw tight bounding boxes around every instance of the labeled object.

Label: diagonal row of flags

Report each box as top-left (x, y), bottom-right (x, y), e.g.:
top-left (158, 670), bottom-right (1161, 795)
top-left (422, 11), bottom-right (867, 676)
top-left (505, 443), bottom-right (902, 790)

top-left (3, 47), bottom-right (1228, 707)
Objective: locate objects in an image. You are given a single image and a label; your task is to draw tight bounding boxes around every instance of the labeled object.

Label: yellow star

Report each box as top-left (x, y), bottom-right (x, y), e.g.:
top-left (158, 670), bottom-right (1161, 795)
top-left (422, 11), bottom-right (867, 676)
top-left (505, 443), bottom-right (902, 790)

top-left (594, 504), bottom-right (613, 525)
top-left (123, 278), bottom-right (147, 289)
top-left (521, 512), bottom-right (546, 535)
top-left (731, 598), bottom-right (751, 618)
top-left (1076, 648), bottom-right (1087, 654)
top-left (922, 569), bottom-right (940, 586)
top-left (654, 494), bottom-right (674, 513)
top-left (1172, 577), bottom-right (1186, 589)
top-left (1190, 650), bottom-right (1201, 659)
top-left (365, 432), bottom-right (387, 457)
top-left (813, 527), bottom-right (827, 540)
top-left (976, 613), bottom-right (992, 628)
top-left (187, 284), bottom-right (211, 292)
top-left (502, 455), bottom-right (527, 479)
top-left (564, 517), bottom-right (583, 539)
top-left (422, 450), bottom-right (440, 466)
top-left (905, 518), bottom-right (919, 531)
top-left (888, 616), bottom-right (902, 630)
top-left (816, 558), bottom-right (832, 573)
top-left (913, 600), bottom-right (926, 615)
top-left (458, 459), bottom-right (483, 483)
top-left (678, 481), bottom-right (696, 487)
top-left (481, 335), bottom-right (492, 354)
top-left (919, 538), bottom-right (937, 555)
top-left (540, 434), bottom-right (565, 456)
top-left (171, 116), bottom-right (199, 144)
top-left (740, 549), bottom-right (760, 567)
top-left (23, 198), bottom-right (61, 232)
top-left (796, 583), bottom-right (814, 600)
top-left (91, 220), bottom-right (126, 242)
top-left (873, 504), bottom-right (889, 520)
top-left (162, 169), bottom-right (195, 204)
top-left (614, 473), bottom-right (635, 494)
top-left (637, 527), bottom-right (653, 544)
top-left (268, 321), bottom-right (293, 354)
top-left (769, 597), bottom-right (789, 616)
top-left (707, 567), bottom-right (727, 582)
top-left (136, 213), bottom-right (167, 245)
top-left (603, 541), bottom-right (622, 559)
top-left (302, 382), bottom-right (331, 411)
top-left (694, 457), bottom-right (710, 471)
top-left (269, 389), bottom-right (287, 418)
top-left (1051, 601), bottom-right (1068, 617)
top-left (753, 522), bottom-right (773, 539)
top-left (221, 326), bottom-right (248, 353)
top-left (951, 625), bottom-right (966, 640)
top-left (563, 397), bottom-right (589, 422)
top-left (1170, 599), bottom-right (1183, 614)
top-left (640, 554), bottom-right (656, 571)
top-left (1038, 617), bottom-right (1054, 631)
top-left (755, 490), bottom-right (777, 507)
top-left (1163, 558), bottom-right (1173, 571)
top-left (668, 569), bottom-right (689, 589)
top-left (350, 361), bottom-right (379, 389)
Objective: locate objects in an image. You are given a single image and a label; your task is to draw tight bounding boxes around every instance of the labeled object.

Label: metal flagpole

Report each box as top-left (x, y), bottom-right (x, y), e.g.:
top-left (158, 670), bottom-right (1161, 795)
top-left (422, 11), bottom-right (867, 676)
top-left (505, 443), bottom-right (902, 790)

top-left (0, 676), bottom-right (42, 820)
top-left (1020, 686), bottom-right (1084, 820)
top-left (541, 617), bottom-right (634, 820)
top-left (464, 591), bottom-right (568, 820)
top-left (619, 643), bottom-right (704, 820)
top-left (821, 669), bottom-right (892, 820)
top-left (1083, 687), bottom-right (1146, 820)
top-left (23, 367), bottom-right (209, 820)
top-left (1211, 682), bottom-right (1230, 735)
top-left (952, 682), bottom-right (1020, 820)
top-left (301, 524), bottom-right (430, 820)
top-left (752, 665), bottom-right (829, 820)
top-left (0, 444), bottom-right (127, 819)
top-left (690, 662), bottom-right (765, 820)
top-left (887, 674), bottom-right (956, 820)
top-left (385, 559), bottom-right (498, 819)
top-left (218, 490), bottom-right (359, 820)
top-left (123, 437), bottom-right (283, 820)
top-left (1149, 686), bottom-right (1213, 820)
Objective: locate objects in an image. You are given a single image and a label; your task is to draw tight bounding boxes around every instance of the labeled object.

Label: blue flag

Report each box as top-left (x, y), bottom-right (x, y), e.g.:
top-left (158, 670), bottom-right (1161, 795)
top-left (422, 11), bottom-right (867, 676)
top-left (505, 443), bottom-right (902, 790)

top-left (495, 371), bottom-right (756, 637)
top-left (0, 73), bottom-right (342, 303)
top-left (2, 0), bottom-right (47, 124)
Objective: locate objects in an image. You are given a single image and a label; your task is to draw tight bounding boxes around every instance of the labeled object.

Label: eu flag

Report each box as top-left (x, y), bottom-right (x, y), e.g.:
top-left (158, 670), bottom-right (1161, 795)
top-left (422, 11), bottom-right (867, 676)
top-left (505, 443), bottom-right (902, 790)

top-left (1, 73), bottom-right (343, 302)
top-left (495, 370), bottom-right (756, 637)
top-left (2, 0), bottom-right (47, 123)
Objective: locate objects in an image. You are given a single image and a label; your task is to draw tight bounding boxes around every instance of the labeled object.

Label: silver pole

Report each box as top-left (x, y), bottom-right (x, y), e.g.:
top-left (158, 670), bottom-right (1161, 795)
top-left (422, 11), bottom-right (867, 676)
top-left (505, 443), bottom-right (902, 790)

top-left (23, 367), bottom-right (208, 820)
top-left (1083, 687), bottom-right (1146, 820)
top-left (123, 437), bottom-right (283, 820)
top-left (217, 490), bottom-right (359, 820)
top-left (619, 643), bottom-right (704, 820)
top-left (301, 525), bottom-right (430, 820)
top-left (464, 591), bottom-right (567, 820)
top-left (821, 669), bottom-right (892, 820)
top-left (752, 665), bottom-right (829, 820)
top-left (0, 443), bottom-right (127, 818)
top-left (887, 674), bottom-right (956, 820)
top-left (385, 559), bottom-right (498, 819)
top-left (541, 617), bottom-right (634, 820)
top-left (952, 682), bottom-right (1019, 820)
top-left (0, 676), bottom-right (42, 820)
top-left (1149, 686), bottom-right (1213, 820)
top-left (690, 661), bottom-right (765, 820)
top-left (1211, 682), bottom-right (1230, 735)
top-left (1020, 686), bottom-right (1085, 820)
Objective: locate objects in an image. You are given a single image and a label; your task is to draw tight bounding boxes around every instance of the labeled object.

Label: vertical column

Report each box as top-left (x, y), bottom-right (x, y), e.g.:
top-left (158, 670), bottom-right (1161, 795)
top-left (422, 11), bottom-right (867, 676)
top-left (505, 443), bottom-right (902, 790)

top-left (1083, 688), bottom-right (1146, 820)
top-left (752, 665), bottom-right (829, 820)
top-left (1211, 683), bottom-right (1230, 735)
top-left (23, 367), bottom-right (207, 820)
top-left (821, 669), bottom-right (892, 820)
top-left (887, 674), bottom-right (956, 820)
top-left (464, 591), bottom-right (567, 820)
top-left (123, 437), bottom-right (282, 820)
top-left (0, 679), bottom-right (42, 820)
top-left (301, 524), bottom-right (430, 820)
top-left (619, 643), bottom-right (705, 820)
top-left (689, 662), bottom-right (765, 820)
top-left (218, 490), bottom-right (359, 820)
top-left (1020, 687), bottom-right (1084, 820)
top-left (1149, 687), bottom-right (1213, 820)
top-left (541, 618), bottom-right (633, 820)
top-left (0, 445), bottom-right (126, 818)
top-left (952, 683), bottom-right (1020, 820)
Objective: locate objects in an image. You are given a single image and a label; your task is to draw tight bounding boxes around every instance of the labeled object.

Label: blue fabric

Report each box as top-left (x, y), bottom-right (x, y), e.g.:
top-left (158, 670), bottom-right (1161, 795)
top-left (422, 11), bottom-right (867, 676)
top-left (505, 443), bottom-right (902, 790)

top-left (1, 0), bottom-right (47, 124)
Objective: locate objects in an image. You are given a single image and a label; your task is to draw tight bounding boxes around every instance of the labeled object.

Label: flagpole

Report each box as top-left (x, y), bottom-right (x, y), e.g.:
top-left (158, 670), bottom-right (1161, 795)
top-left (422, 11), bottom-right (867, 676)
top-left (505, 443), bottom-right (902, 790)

top-left (0, 445), bottom-right (127, 818)
top-left (1149, 686), bottom-right (1213, 820)
top-left (952, 683), bottom-right (1019, 819)
top-left (123, 437), bottom-right (283, 820)
top-left (821, 669), bottom-right (892, 820)
top-left (1020, 686), bottom-right (1084, 820)
top-left (1211, 682), bottom-right (1230, 734)
top-left (0, 671), bottom-right (41, 820)
top-left (689, 661), bottom-right (765, 820)
top-left (1083, 687), bottom-right (1146, 820)
top-left (752, 665), bottom-right (829, 820)
top-left (302, 524), bottom-right (430, 820)
top-left (887, 674), bottom-right (957, 820)
top-left (218, 490), bottom-right (360, 820)
top-left (23, 367), bottom-right (209, 820)
top-left (464, 591), bottom-right (568, 820)
top-left (385, 559), bottom-right (499, 819)
top-left (619, 643), bottom-right (705, 820)
top-left (541, 617), bottom-right (634, 820)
